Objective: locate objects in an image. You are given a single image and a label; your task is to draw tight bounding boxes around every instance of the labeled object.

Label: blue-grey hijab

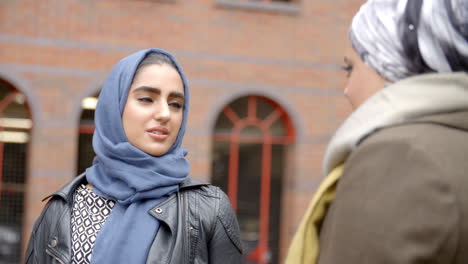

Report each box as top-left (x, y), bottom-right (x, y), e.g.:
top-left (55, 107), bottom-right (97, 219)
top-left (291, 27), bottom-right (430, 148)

top-left (85, 48), bottom-right (190, 263)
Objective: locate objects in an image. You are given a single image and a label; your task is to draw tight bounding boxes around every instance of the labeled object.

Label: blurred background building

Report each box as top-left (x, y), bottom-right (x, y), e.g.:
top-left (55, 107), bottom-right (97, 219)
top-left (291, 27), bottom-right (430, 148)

top-left (0, 0), bottom-right (361, 263)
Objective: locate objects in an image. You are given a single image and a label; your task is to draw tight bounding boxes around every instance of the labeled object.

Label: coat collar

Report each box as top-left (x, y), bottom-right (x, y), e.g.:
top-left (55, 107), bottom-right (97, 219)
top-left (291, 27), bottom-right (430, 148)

top-left (323, 72), bottom-right (468, 175)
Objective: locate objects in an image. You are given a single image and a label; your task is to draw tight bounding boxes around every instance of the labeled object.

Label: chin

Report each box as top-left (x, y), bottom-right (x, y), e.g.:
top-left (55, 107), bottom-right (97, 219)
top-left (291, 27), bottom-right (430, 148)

top-left (138, 147), bottom-right (167, 157)
top-left (148, 150), bottom-right (166, 157)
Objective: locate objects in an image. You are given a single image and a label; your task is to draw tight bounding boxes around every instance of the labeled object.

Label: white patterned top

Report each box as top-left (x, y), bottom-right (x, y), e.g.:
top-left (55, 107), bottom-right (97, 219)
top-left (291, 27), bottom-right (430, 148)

top-left (71, 184), bottom-right (115, 264)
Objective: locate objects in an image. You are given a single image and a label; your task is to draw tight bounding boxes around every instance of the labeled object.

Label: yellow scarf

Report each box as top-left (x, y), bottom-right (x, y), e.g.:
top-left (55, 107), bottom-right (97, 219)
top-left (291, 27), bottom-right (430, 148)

top-left (285, 165), bottom-right (344, 264)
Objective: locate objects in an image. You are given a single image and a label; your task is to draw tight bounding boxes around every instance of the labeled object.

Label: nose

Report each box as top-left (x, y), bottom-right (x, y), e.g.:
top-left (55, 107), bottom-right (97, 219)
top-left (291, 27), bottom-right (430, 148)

top-left (154, 101), bottom-right (170, 123)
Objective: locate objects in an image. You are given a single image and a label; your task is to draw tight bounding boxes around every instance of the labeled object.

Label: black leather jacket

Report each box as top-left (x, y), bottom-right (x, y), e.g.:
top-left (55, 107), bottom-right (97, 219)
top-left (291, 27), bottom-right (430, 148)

top-left (25, 174), bottom-right (243, 263)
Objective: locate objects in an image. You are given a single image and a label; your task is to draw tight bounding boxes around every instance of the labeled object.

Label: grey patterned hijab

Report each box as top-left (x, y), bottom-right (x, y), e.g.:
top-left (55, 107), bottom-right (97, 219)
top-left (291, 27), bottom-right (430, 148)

top-left (350, 0), bottom-right (468, 82)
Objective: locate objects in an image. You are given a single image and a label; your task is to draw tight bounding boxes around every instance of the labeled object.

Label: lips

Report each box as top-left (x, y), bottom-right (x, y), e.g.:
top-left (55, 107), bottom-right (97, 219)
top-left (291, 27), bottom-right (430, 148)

top-left (147, 127), bottom-right (169, 140)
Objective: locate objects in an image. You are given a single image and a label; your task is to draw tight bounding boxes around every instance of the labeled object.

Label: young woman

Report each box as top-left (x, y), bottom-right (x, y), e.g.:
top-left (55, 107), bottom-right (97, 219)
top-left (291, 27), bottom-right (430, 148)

top-left (287, 0), bottom-right (468, 263)
top-left (26, 49), bottom-right (243, 263)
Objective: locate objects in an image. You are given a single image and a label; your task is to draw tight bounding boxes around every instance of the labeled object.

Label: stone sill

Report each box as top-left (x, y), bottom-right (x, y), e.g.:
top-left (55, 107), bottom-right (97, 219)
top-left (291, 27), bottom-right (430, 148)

top-left (216, 0), bottom-right (300, 15)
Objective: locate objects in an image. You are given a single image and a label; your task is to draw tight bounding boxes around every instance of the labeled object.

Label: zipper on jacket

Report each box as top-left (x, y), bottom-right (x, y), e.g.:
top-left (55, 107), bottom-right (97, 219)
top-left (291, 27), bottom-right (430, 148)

top-left (167, 192), bottom-right (185, 264)
top-left (180, 192), bottom-right (187, 264)
top-left (45, 248), bottom-right (66, 264)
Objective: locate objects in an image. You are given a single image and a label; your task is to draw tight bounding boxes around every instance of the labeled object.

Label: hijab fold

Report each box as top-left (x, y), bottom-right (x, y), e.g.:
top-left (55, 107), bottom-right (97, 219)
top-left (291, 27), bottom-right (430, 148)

top-left (85, 48), bottom-right (190, 264)
top-left (350, 0), bottom-right (468, 82)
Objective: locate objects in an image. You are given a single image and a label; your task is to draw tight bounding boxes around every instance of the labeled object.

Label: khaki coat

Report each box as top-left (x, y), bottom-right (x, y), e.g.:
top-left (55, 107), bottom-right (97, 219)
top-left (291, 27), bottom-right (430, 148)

top-left (318, 110), bottom-right (468, 264)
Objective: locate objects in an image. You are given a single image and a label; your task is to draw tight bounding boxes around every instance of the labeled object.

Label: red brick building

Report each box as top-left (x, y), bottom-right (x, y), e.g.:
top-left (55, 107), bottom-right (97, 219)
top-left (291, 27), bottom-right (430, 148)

top-left (0, 0), bottom-right (361, 262)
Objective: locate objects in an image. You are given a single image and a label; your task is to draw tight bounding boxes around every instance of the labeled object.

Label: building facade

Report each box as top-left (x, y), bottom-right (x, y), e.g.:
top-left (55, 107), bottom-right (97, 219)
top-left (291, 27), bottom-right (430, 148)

top-left (0, 0), bottom-right (361, 262)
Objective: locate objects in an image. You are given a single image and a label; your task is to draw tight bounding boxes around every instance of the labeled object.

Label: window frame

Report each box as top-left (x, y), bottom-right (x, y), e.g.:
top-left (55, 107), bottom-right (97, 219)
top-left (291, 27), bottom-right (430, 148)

top-left (212, 95), bottom-right (294, 264)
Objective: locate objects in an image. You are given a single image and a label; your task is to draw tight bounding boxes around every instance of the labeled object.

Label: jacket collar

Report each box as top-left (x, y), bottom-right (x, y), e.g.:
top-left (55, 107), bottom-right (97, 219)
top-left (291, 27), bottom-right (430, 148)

top-left (43, 174), bottom-right (209, 203)
top-left (42, 173), bottom-right (87, 203)
top-left (179, 177), bottom-right (209, 189)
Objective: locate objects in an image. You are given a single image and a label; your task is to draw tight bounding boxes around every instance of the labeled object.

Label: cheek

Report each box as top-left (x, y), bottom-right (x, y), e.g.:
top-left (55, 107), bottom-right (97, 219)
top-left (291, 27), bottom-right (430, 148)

top-left (122, 109), bottom-right (133, 139)
top-left (344, 74), bottom-right (355, 97)
top-left (170, 112), bottom-right (184, 140)
top-left (122, 103), bottom-right (143, 135)
top-left (343, 73), bottom-right (360, 108)
top-left (124, 103), bottom-right (150, 121)
top-left (174, 112), bottom-right (184, 130)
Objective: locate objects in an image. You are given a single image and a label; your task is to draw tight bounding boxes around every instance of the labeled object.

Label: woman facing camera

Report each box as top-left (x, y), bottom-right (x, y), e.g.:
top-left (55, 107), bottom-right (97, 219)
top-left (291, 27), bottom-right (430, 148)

top-left (288, 0), bottom-right (468, 263)
top-left (26, 49), bottom-right (243, 264)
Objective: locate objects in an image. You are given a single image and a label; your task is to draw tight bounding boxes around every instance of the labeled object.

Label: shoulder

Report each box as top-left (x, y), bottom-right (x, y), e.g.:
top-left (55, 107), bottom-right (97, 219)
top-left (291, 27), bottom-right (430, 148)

top-left (344, 121), bottom-right (461, 191)
top-left (354, 119), bottom-right (468, 170)
top-left (194, 185), bottom-right (236, 221)
top-left (35, 182), bottom-right (79, 229)
top-left (187, 185), bottom-right (243, 254)
top-left (181, 183), bottom-right (235, 225)
top-left (180, 177), bottom-right (226, 201)
top-left (42, 173), bottom-right (87, 202)
top-left (182, 183), bottom-right (242, 246)
top-left (337, 121), bottom-right (461, 240)
top-left (360, 111), bottom-right (468, 150)
top-left (28, 182), bottom-right (76, 259)
top-left (319, 121), bottom-right (462, 263)
top-left (359, 122), bottom-right (444, 152)
top-left (33, 175), bottom-right (86, 232)
top-left (181, 183), bottom-right (229, 211)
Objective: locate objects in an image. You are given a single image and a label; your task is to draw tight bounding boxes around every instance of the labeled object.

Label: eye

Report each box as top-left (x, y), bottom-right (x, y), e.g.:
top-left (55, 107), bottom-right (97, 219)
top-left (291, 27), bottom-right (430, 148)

top-left (341, 64), bottom-right (353, 77)
top-left (169, 101), bottom-right (183, 110)
top-left (137, 97), bottom-right (154, 103)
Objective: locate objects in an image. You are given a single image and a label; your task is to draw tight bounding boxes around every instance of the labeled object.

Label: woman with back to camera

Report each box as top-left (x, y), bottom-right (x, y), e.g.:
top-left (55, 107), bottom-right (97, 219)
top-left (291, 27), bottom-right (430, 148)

top-left (287, 0), bottom-right (468, 263)
top-left (25, 49), bottom-right (243, 263)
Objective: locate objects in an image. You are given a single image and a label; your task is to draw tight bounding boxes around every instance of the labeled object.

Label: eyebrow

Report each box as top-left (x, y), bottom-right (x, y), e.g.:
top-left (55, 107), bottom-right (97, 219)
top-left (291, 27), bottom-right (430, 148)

top-left (343, 56), bottom-right (351, 64)
top-left (132, 86), bottom-right (185, 100)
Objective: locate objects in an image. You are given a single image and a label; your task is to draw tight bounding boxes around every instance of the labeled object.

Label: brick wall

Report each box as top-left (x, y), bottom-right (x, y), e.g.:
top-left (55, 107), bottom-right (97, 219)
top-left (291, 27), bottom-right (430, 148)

top-left (0, 0), bottom-right (362, 262)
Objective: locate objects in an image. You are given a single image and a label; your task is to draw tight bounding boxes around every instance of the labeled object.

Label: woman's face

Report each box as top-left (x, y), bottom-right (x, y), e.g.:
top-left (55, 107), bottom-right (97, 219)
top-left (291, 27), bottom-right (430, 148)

top-left (122, 63), bottom-right (185, 156)
top-left (343, 41), bottom-right (386, 109)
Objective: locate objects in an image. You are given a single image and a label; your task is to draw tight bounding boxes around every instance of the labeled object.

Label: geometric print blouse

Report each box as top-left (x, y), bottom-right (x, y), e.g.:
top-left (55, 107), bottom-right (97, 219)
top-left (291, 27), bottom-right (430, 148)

top-left (71, 184), bottom-right (115, 264)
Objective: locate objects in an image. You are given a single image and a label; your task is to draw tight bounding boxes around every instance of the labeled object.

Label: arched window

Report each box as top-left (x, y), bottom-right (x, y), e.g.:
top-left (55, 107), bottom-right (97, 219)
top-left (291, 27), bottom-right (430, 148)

top-left (212, 95), bottom-right (294, 264)
top-left (77, 93), bottom-right (98, 175)
top-left (0, 79), bottom-right (32, 263)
